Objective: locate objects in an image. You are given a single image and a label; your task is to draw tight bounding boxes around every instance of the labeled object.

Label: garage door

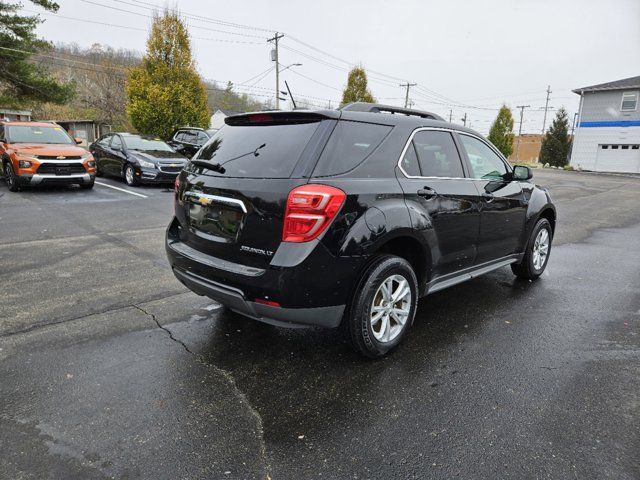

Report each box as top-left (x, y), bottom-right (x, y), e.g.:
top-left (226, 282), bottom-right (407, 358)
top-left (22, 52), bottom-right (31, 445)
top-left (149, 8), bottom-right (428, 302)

top-left (595, 144), bottom-right (640, 173)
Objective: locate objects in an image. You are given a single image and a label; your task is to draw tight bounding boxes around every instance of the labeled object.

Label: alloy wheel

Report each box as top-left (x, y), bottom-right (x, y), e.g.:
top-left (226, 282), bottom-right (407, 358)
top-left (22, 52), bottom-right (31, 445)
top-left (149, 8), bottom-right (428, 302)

top-left (532, 227), bottom-right (550, 271)
top-left (5, 163), bottom-right (14, 188)
top-left (370, 274), bottom-right (412, 343)
top-left (125, 165), bottom-right (134, 185)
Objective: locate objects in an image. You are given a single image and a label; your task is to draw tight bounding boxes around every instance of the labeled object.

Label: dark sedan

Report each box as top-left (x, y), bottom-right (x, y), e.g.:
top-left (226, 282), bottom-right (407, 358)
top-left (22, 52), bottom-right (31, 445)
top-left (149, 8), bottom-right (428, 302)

top-left (90, 133), bottom-right (188, 186)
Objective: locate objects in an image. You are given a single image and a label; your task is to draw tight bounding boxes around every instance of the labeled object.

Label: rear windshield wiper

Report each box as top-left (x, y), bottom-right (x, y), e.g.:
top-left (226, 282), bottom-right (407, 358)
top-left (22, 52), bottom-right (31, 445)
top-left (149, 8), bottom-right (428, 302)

top-left (190, 159), bottom-right (225, 173)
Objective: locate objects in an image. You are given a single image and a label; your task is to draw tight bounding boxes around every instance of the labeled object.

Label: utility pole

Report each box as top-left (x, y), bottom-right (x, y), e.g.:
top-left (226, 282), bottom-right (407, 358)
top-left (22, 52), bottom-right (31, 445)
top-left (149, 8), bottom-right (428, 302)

top-left (541, 85), bottom-right (552, 135)
top-left (400, 82), bottom-right (417, 108)
top-left (449, 109), bottom-right (453, 122)
top-left (515, 105), bottom-right (530, 161)
top-left (267, 32), bottom-right (284, 110)
top-left (461, 113), bottom-right (467, 126)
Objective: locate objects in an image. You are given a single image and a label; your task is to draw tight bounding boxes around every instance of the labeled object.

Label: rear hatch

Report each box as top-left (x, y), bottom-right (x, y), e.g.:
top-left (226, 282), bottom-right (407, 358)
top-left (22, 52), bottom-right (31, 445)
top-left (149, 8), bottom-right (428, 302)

top-left (175, 112), bottom-right (337, 269)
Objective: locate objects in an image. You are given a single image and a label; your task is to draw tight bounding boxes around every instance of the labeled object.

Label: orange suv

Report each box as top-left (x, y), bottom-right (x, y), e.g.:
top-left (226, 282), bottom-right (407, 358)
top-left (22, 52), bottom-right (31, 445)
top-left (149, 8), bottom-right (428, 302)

top-left (1, 121), bottom-right (97, 192)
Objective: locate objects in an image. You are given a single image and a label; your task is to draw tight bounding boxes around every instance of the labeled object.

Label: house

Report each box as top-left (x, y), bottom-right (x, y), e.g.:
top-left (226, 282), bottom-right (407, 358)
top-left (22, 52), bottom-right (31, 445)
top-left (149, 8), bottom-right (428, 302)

top-left (209, 109), bottom-right (241, 131)
top-left (508, 134), bottom-right (544, 164)
top-left (570, 75), bottom-right (640, 173)
top-left (0, 108), bottom-right (31, 121)
top-left (50, 120), bottom-right (112, 146)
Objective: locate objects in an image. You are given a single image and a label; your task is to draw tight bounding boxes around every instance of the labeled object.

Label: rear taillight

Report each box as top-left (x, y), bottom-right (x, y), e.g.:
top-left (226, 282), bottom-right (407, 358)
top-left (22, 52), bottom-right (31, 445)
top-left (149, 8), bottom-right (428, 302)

top-left (282, 184), bottom-right (346, 243)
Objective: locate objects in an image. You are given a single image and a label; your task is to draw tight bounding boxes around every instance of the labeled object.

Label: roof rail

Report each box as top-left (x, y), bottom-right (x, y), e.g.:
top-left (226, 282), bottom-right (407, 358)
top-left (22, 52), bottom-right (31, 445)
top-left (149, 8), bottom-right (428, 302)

top-left (339, 102), bottom-right (444, 121)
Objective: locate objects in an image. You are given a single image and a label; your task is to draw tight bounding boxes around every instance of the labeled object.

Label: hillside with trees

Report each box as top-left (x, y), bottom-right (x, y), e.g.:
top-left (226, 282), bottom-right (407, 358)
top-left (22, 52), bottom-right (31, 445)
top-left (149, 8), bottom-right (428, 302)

top-left (31, 43), bottom-right (268, 130)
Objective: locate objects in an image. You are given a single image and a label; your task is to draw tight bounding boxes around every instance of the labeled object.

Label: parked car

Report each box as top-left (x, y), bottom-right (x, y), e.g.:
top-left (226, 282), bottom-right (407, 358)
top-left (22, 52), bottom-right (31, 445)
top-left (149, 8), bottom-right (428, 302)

top-left (166, 103), bottom-right (556, 358)
top-left (90, 133), bottom-right (188, 186)
top-left (1, 121), bottom-right (96, 191)
top-left (166, 127), bottom-right (216, 158)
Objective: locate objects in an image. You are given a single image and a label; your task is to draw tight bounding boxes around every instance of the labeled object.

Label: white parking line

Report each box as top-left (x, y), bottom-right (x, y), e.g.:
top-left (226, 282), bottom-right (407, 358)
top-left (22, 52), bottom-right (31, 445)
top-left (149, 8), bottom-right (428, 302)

top-left (95, 181), bottom-right (148, 198)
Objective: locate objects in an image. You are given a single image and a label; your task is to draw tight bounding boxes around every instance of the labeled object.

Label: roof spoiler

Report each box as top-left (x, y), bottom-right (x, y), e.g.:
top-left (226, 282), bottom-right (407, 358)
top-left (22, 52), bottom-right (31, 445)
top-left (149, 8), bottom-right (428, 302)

top-left (340, 102), bottom-right (444, 121)
top-left (225, 110), bottom-right (339, 126)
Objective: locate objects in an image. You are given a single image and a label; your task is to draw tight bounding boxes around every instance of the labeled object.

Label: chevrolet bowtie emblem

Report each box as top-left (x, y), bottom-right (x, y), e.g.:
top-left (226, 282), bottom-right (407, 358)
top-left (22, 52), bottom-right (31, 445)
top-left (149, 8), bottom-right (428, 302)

top-left (198, 196), bottom-right (212, 206)
top-left (57, 156), bottom-right (65, 159)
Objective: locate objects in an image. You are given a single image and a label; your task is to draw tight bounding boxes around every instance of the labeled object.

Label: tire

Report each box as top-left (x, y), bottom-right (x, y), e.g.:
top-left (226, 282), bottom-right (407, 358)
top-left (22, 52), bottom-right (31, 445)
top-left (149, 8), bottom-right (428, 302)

top-left (346, 255), bottom-right (418, 358)
top-left (124, 164), bottom-right (138, 186)
top-left (4, 161), bottom-right (20, 192)
top-left (511, 218), bottom-right (553, 280)
top-left (80, 180), bottom-right (95, 190)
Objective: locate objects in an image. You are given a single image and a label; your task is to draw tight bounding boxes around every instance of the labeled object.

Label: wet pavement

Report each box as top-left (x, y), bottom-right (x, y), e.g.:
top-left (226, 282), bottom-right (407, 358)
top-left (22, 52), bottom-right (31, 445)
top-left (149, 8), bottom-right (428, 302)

top-left (1, 170), bottom-right (639, 479)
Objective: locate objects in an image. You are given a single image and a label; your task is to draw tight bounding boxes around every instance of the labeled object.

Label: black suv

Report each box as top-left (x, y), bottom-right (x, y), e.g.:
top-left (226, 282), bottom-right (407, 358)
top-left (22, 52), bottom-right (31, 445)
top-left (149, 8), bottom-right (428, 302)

top-left (166, 103), bottom-right (556, 357)
top-left (167, 127), bottom-right (215, 158)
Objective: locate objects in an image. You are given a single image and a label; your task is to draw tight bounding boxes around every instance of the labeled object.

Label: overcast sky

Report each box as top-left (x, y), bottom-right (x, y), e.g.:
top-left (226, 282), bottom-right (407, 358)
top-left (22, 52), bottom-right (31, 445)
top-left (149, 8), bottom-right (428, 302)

top-left (33, 0), bottom-right (640, 134)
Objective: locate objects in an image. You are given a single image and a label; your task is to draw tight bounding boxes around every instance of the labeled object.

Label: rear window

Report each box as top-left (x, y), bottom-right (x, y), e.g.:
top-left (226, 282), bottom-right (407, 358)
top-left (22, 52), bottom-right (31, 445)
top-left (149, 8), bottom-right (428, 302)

top-left (192, 122), bottom-right (321, 178)
top-left (312, 121), bottom-right (392, 176)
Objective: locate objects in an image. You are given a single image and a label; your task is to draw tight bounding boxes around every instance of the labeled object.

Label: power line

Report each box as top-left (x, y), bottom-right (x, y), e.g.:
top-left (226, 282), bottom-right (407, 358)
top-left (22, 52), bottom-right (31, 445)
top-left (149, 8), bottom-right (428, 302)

top-left (77, 0), bottom-right (267, 39)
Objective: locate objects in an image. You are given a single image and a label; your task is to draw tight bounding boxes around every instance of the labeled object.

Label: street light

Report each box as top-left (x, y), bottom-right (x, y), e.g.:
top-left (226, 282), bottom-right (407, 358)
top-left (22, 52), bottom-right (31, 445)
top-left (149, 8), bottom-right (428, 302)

top-left (280, 63), bottom-right (302, 73)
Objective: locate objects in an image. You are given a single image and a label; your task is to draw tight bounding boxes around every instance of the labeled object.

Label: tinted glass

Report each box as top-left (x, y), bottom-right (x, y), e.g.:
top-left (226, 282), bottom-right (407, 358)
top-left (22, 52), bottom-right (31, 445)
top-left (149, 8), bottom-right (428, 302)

top-left (412, 130), bottom-right (464, 178)
top-left (0, 125), bottom-right (4, 141)
top-left (123, 135), bottom-right (173, 152)
top-left (400, 142), bottom-right (421, 176)
top-left (110, 135), bottom-right (123, 149)
top-left (194, 122), bottom-right (321, 178)
top-left (7, 125), bottom-right (74, 144)
top-left (182, 132), bottom-right (197, 144)
top-left (174, 132), bottom-right (185, 142)
top-left (97, 135), bottom-right (111, 147)
top-left (196, 131), bottom-right (209, 144)
top-left (460, 134), bottom-right (509, 180)
top-left (313, 121), bottom-right (392, 176)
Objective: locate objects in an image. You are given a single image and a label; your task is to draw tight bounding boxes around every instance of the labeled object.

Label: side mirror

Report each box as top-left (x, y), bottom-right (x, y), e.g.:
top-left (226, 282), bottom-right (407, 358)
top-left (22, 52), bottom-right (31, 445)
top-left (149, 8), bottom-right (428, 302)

top-left (513, 165), bottom-right (533, 181)
top-left (75, 137), bottom-right (83, 144)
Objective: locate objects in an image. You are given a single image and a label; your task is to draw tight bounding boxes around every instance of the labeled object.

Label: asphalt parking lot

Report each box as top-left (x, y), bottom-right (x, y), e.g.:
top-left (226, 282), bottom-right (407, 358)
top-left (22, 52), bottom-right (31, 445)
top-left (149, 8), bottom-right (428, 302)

top-left (1, 169), bottom-right (639, 479)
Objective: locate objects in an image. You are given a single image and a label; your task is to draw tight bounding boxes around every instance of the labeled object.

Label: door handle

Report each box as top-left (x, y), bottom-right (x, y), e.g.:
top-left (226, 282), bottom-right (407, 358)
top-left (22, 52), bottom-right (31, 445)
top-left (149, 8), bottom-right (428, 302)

top-left (417, 187), bottom-right (437, 198)
top-left (482, 192), bottom-right (495, 202)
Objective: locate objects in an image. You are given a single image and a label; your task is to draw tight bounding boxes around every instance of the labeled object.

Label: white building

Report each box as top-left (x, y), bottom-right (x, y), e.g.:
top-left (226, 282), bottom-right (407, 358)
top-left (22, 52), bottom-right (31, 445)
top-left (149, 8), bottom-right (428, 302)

top-left (571, 75), bottom-right (640, 173)
top-left (209, 109), bottom-right (241, 131)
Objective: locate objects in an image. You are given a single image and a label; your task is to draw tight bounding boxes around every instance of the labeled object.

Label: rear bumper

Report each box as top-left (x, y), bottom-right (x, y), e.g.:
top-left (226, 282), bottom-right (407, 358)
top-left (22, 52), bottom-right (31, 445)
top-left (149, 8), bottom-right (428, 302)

top-left (165, 218), bottom-right (358, 328)
top-left (18, 173), bottom-right (94, 185)
top-left (172, 266), bottom-right (345, 328)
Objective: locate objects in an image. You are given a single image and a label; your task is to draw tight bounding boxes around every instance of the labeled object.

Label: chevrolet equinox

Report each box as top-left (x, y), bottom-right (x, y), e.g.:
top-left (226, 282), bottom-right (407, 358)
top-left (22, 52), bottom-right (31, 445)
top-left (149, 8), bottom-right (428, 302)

top-left (166, 103), bottom-right (556, 357)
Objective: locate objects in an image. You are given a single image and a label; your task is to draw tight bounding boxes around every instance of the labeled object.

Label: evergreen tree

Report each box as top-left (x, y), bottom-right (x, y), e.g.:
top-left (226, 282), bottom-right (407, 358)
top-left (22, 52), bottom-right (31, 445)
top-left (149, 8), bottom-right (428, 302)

top-left (340, 67), bottom-right (375, 106)
top-left (487, 105), bottom-right (515, 158)
top-left (0, 0), bottom-right (75, 107)
top-left (539, 107), bottom-right (570, 167)
top-left (126, 10), bottom-right (209, 139)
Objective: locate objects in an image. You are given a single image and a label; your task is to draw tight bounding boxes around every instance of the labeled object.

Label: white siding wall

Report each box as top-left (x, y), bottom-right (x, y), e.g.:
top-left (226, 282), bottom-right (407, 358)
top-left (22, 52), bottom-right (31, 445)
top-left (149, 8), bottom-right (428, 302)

top-left (571, 90), bottom-right (640, 172)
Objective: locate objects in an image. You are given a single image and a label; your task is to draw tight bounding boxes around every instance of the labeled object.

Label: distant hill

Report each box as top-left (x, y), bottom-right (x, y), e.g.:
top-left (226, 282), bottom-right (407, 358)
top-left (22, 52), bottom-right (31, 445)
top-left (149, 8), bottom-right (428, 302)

top-left (32, 42), bottom-right (268, 129)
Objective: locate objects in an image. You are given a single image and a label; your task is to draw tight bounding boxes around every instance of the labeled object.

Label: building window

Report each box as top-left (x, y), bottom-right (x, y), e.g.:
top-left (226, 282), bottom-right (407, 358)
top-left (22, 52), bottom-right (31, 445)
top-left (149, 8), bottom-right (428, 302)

top-left (601, 145), bottom-right (609, 149)
top-left (632, 145), bottom-right (639, 150)
top-left (621, 91), bottom-right (638, 111)
top-left (612, 145), bottom-right (619, 149)
top-left (622, 145), bottom-right (629, 149)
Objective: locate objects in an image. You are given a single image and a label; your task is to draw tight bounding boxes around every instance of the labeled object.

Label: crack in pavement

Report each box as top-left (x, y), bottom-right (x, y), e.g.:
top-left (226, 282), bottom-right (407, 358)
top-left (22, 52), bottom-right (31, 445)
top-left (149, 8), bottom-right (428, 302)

top-left (0, 290), bottom-right (186, 339)
top-left (132, 304), bottom-right (272, 480)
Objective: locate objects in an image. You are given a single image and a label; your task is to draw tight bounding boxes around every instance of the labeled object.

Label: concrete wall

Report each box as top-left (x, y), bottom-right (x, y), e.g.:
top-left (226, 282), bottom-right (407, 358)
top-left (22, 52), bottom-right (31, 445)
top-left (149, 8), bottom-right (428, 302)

top-left (571, 89), bottom-right (640, 172)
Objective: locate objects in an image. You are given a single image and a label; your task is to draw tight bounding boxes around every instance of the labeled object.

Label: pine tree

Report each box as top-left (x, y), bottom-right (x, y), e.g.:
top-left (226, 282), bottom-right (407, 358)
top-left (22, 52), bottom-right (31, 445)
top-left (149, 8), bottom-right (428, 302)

top-left (0, 0), bottom-right (75, 107)
top-left (487, 105), bottom-right (515, 158)
top-left (539, 107), bottom-right (570, 167)
top-left (340, 67), bottom-right (375, 106)
top-left (126, 10), bottom-right (209, 139)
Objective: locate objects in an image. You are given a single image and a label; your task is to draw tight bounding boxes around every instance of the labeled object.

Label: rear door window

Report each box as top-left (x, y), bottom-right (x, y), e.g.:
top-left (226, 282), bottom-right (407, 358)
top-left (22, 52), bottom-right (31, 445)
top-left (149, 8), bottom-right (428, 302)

top-left (194, 121), bottom-right (321, 178)
top-left (313, 120), bottom-right (391, 176)
top-left (411, 130), bottom-right (464, 178)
